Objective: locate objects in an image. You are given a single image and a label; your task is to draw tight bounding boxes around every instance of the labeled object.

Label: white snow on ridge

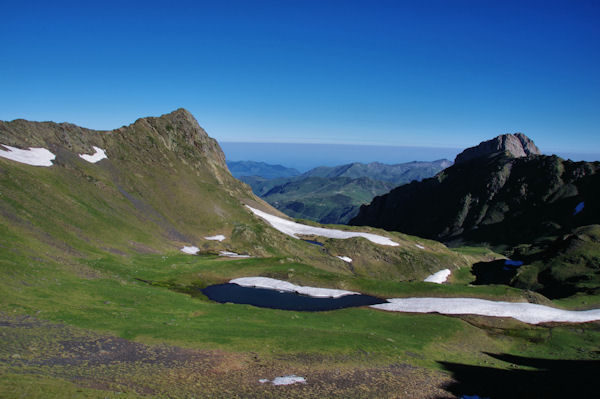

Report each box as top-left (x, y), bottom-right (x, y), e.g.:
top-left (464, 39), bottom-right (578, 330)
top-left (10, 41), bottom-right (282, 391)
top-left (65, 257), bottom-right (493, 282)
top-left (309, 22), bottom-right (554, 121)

top-left (79, 146), bottom-right (107, 163)
top-left (0, 145), bottom-right (55, 166)
top-left (230, 277), bottom-right (358, 298)
top-left (205, 234), bottom-right (226, 241)
top-left (181, 246), bottom-right (200, 254)
top-left (424, 269), bottom-right (451, 284)
top-left (336, 256), bottom-right (353, 263)
top-left (370, 297), bottom-right (600, 324)
top-left (415, 244), bottom-right (425, 249)
top-left (259, 375), bottom-right (306, 385)
top-left (246, 205), bottom-right (399, 246)
top-left (219, 251), bottom-right (251, 258)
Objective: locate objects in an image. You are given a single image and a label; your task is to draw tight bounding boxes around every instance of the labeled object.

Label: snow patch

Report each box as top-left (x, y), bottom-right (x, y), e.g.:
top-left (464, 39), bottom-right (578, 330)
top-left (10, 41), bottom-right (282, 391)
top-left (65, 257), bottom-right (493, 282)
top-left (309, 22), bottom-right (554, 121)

top-left (79, 146), bottom-right (107, 163)
top-left (205, 234), bottom-right (226, 241)
top-left (0, 145), bottom-right (55, 166)
top-left (259, 375), bottom-right (306, 385)
top-left (246, 205), bottom-right (399, 246)
top-left (219, 251), bottom-right (250, 258)
top-left (230, 277), bottom-right (358, 298)
top-left (415, 244), bottom-right (425, 249)
top-left (336, 256), bottom-right (352, 263)
top-left (424, 269), bottom-right (451, 284)
top-left (180, 246), bottom-right (199, 254)
top-left (370, 297), bottom-right (600, 324)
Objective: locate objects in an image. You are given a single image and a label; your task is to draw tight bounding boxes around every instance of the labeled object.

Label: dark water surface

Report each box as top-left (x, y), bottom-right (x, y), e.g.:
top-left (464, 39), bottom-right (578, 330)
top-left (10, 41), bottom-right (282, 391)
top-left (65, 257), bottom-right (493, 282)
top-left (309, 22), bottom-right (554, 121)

top-left (202, 283), bottom-right (385, 311)
top-left (302, 239), bottom-right (324, 246)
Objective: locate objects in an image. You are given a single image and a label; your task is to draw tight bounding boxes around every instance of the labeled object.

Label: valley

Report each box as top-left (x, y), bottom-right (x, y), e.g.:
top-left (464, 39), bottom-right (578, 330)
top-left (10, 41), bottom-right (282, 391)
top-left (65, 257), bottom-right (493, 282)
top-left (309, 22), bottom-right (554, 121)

top-left (230, 160), bottom-right (451, 224)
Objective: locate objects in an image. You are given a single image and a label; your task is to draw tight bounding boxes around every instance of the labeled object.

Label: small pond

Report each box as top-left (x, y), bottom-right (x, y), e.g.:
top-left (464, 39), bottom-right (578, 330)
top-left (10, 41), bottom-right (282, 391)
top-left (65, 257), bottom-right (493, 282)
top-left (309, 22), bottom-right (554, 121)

top-left (202, 283), bottom-right (385, 311)
top-left (302, 239), bottom-right (324, 246)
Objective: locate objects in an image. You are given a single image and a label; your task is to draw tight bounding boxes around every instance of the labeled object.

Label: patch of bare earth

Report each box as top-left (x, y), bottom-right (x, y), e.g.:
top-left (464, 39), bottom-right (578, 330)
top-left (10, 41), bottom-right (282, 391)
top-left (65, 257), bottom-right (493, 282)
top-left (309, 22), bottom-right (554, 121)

top-left (0, 314), bottom-right (456, 398)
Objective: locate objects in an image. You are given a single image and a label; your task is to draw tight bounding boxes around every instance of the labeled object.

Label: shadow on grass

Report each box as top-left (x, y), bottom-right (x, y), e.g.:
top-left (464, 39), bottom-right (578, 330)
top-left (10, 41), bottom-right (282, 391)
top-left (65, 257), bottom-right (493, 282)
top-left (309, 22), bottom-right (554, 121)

top-left (438, 353), bottom-right (600, 398)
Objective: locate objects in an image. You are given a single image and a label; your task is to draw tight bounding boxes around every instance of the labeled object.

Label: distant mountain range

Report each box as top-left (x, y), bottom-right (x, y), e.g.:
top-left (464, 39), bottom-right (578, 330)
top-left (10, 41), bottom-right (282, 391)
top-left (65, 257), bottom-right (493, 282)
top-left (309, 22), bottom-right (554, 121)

top-left (234, 159), bottom-right (452, 224)
top-left (302, 160), bottom-right (453, 182)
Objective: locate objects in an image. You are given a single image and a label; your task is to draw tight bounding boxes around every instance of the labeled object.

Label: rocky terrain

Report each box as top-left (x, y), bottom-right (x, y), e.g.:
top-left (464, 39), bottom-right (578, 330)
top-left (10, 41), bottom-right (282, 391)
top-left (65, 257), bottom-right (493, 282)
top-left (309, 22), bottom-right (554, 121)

top-left (351, 133), bottom-right (600, 297)
top-left (351, 133), bottom-right (599, 246)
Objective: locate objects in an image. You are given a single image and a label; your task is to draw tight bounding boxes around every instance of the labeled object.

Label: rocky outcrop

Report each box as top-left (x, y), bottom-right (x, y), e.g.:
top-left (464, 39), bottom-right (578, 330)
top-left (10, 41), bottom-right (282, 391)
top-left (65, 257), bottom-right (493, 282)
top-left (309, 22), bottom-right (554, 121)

top-left (455, 133), bottom-right (541, 164)
top-left (350, 134), bottom-right (599, 247)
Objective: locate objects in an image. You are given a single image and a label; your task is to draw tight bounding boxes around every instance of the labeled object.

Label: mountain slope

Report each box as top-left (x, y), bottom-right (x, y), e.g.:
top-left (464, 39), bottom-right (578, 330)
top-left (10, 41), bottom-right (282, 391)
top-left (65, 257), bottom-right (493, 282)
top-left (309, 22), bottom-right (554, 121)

top-left (247, 176), bottom-right (396, 224)
top-left (240, 160), bottom-right (451, 224)
top-left (0, 109), bottom-right (478, 283)
top-left (350, 134), bottom-right (599, 247)
top-left (351, 133), bottom-right (600, 298)
top-left (301, 160), bottom-right (452, 183)
top-left (0, 109), bottom-right (270, 256)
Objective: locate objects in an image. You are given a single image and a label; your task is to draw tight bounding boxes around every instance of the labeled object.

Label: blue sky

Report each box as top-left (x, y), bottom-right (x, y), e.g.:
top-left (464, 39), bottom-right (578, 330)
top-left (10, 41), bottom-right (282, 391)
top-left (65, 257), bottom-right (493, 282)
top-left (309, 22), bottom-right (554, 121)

top-left (1, 0), bottom-right (599, 154)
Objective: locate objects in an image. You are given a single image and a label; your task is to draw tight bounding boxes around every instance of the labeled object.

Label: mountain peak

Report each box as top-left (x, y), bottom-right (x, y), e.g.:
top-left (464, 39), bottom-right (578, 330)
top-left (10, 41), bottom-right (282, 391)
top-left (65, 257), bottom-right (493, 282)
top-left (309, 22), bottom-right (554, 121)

top-left (455, 133), bottom-right (541, 164)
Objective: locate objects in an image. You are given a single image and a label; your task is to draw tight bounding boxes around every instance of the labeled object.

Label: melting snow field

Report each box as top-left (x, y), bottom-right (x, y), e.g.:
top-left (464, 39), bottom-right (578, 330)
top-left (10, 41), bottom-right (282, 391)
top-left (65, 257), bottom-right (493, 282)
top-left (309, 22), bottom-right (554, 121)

top-left (225, 277), bottom-right (600, 324)
top-left (246, 205), bottom-right (399, 246)
top-left (180, 246), bottom-right (200, 254)
top-left (424, 269), bottom-right (451, 284)
top-left (205, 234), bottom-right (226, 241)
top-left (79, 146), bottom-right (107, 163)
top-left (230, 277), bottom-right (358, 298)
top-left (0, 145), bottom-right (56, 166)
top-left (259, 375), bottom-right (306, 385)
top-left (415, 244), bottom-right (425, 249)
top-left (370, 297), bottom-right (600, 324)
top-left (336, 256), bottom-right (353, 263)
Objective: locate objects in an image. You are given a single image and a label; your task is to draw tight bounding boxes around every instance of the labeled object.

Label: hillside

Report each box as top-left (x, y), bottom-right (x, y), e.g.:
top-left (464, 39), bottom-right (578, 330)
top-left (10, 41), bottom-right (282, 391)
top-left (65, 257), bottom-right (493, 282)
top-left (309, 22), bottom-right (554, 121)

top-left (302, 160), bottom-right (452, 182)
top-left (239, 160), bottom-right (450, 224)
top-left (0, 109), bottom-right (483, 288)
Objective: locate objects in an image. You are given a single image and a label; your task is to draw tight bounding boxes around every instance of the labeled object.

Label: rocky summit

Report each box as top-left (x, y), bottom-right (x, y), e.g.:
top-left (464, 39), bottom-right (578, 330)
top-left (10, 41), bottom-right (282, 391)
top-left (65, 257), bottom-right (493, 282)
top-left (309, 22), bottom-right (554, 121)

top-left (455, 132), bottom-right (541, 164)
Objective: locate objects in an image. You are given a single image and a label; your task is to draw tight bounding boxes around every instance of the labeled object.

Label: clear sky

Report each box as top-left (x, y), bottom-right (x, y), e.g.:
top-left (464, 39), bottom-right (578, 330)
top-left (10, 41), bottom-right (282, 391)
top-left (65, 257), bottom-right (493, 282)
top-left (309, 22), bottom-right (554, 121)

top-left (1, 0), bottom-right (598, 155)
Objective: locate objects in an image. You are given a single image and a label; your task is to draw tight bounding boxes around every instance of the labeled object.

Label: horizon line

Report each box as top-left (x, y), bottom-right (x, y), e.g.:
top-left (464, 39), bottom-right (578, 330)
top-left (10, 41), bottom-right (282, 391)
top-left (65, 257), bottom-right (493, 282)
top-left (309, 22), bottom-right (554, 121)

top-left (217, 140), bottom-right (464, 150)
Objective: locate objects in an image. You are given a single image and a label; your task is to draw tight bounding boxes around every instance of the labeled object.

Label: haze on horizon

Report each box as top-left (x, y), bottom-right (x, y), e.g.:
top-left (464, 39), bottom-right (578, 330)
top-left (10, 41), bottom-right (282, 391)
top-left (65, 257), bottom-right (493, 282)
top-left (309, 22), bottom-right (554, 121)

top-left (1, 0), bottom-right (598, 156)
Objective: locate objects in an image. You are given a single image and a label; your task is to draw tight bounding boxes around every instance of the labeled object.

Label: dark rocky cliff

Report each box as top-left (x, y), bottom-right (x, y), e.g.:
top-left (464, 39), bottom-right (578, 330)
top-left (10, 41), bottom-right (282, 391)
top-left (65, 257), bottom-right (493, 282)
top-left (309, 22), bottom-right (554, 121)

top-left (350, 134), bottom-right (599, 247)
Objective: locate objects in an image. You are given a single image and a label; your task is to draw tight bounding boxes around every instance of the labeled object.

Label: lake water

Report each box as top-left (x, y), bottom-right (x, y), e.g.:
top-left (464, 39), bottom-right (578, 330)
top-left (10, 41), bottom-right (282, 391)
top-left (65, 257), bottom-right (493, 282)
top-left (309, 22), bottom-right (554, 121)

top-left (202, 283), bottom-right (385, 311)
top-left (302, 239), bottom-right (324, 246)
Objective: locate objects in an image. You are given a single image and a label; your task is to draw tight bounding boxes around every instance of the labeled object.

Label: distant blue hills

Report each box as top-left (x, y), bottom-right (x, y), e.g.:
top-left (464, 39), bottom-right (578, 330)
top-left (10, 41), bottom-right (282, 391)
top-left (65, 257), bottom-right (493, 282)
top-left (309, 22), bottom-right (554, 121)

top-left (228, 159), bottom-right (452, 224)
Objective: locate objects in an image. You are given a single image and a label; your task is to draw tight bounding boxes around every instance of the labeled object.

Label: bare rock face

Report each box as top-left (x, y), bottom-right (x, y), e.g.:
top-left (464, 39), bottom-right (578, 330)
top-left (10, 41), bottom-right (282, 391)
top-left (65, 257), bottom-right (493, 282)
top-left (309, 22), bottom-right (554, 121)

top-left (455, 133), bottom-right (541, 164)
top-left (351, 132), bottom-right (599, 248)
